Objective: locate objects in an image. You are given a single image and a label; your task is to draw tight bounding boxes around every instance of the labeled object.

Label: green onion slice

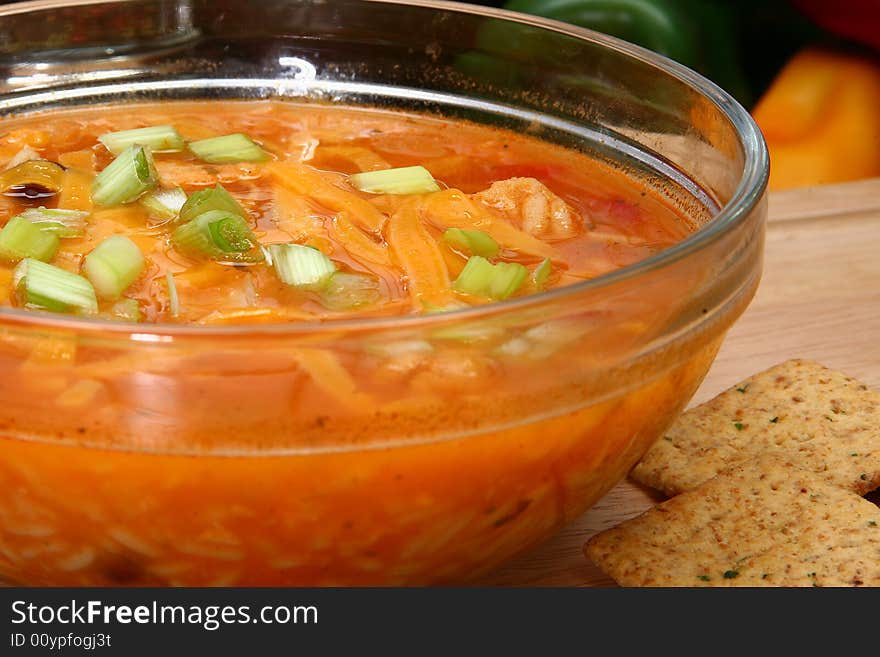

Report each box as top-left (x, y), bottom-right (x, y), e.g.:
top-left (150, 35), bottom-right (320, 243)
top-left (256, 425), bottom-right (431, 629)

top-left (92, 145), bottom-right (158, 206)
top-left (178, 184), bottom-right (247, 225)
top-left (431, 320), bottom-right (507, 344)
top-left (453, 255), bottom-right (528, 300)
top-left (0, 216), bottom-right (60, 264)
top-left (452, 256), bottom-right (494, 296)
top-left (268, 243), bottom-right (336, 290)
top-left (98, 125), bottom-right (186, 155)
top-left (83, 235), bottom-right (145, 300)
top-left (171, 210), bottom-right (264, 263)
top-left (496, 320), bottom-right (585, 360)
top-left (533, 258), bottom-right (552, 290)
top-left (422, 299), bottom-right (470, 314)
top-left (349, 165), bottom-right (441, 195)
top-left (109, 297), bottom-right (141, 322)
top-left (166, 271), bottom-right (179, 318)
top-left (319, 272), bottom-right (381, 311)
top-left (442, 228), bottom-right (499, 258)
top-left (140, 187), bottom-right (188, 222)
top-left (14, 258), bottom-right (98, 315)
top-left (364, 339), bottom-right (434, 359)
top-left (489, 262), bottom-right (529, 300)
top-left (15, 207), bottom-right (88, 238)
top-left (188, 133), bottom-right (269, 164)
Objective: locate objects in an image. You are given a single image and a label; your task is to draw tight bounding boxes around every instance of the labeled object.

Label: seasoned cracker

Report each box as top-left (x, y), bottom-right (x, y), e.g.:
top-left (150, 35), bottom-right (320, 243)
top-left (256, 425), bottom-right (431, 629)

top-left (631, 359), bottom-right (880, 496)
top-left (586, 455), bottom-right (880, 586)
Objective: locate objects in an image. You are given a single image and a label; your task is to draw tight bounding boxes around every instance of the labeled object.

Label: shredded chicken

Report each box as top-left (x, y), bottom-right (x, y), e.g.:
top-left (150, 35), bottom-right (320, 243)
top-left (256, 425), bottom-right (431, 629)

top-left (472, 177), bottom-right (581, 239)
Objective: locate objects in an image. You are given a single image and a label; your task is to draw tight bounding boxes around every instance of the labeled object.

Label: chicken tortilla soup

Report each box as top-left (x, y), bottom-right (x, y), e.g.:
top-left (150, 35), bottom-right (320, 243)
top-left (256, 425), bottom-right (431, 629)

top-left (0, 101), bottom-right (727, 585)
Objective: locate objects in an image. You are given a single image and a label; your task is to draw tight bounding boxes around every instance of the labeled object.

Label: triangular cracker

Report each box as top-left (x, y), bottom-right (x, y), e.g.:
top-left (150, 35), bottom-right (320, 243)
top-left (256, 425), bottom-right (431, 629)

top-left (586, 455), bottom-right (880, 587)
top-left (631, 359), bottom-right (880, 496)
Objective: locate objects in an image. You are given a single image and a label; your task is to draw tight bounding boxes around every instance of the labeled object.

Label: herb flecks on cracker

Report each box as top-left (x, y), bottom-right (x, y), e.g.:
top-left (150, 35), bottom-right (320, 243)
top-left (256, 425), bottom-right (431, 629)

top-left (631, 359), bottom-right (880, 496)
top-left (586, 455), bottom-right (880, 587)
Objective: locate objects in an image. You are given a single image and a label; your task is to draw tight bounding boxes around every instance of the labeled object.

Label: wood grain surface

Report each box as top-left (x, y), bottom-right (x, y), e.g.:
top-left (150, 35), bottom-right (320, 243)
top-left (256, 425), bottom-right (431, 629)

top-left (481, 177), bottom-right (880, 586)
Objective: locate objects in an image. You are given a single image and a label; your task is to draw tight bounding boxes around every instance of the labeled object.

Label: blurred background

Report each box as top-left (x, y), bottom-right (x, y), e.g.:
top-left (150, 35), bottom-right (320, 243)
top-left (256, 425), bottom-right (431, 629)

top-left (469, 0), bottom-right (880, 191)
top-left (3, 0), bottom-right (878, 191)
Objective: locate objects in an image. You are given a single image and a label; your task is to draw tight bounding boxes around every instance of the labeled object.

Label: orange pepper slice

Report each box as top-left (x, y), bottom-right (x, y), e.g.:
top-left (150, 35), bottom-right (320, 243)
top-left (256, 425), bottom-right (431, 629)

top-left (752, 48), bottom-right (880, 190)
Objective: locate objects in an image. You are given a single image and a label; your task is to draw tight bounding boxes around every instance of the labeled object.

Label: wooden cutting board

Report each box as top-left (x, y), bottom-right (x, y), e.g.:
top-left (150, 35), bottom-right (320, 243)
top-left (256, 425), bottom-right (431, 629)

top-left (482, 177), bottom-right (880, 586)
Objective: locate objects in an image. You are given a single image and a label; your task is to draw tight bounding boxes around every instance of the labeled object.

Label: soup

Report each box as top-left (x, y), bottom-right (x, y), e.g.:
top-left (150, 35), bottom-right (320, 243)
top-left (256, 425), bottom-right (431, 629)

top-left (0, 101), bottom-right (726, 585)
top-left (0, 102), bottom-right (692, 324)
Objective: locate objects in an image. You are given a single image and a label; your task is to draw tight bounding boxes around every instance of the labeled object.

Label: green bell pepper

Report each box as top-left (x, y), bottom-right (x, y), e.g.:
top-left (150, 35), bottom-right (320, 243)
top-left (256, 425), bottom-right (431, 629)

top-left (503, 0), bottom-right (752, 105)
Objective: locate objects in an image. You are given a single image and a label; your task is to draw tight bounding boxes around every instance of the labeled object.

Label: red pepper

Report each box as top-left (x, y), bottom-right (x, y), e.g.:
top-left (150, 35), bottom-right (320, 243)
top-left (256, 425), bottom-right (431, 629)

top-left (790, 0), bottom-right (880, 52)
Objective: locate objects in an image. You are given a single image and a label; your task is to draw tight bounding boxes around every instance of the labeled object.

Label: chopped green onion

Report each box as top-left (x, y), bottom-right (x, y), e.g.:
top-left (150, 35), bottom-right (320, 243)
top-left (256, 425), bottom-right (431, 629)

top-left (188, 133), bottom-right (269, 164)
top-left (171, 210), bottom-right (264, 263)
top-left (533, 258), bottom-right (552, 290)
top-left (166, 271), bottom-right (179, 317)
top-left (268, 243), bottom-right (336, 290)
top-left (92, 145), bottom-right (158, 206)
top-left (260, 244), bottom-right (274, 266)
top-left (524, 320), bottom-right (583, 345)
top-left (109, 297), bottom-right (141, 322)
top-left (140, 187), bottom-right (187, 222)
top-left (453, 255), bottom-right (494, 296)
top-left (98, 125), bottom-right (185, 155)
top-left (424, 299), bottom-right (507, 342)
top-left (495, 320), bottom-right (584, 360)
top-left (453, 256), bottom-right (528, 300)
top-left (14, 258), bottom-right (98, 315)
top-left (178, 184), bottom-right (247, 225)
top-left (83, 235), bottom-right (145, 300)
top-left (431, 321), bottom-right (507, 344)
top-left (442, 228), bottom-right (499, 258)
top-left (422, 299), bottom-right (470, 313)
top-left (489, 262), bottom-right (529, 300)
top-left (0, 216), bottom-right (60, 263)
top-left (15, 207), bottom-right (88, 238)
top-left (350, 165), bottom-right (441, 195)
top-left (319, 272), bottom-right (381, 310)
top-left (365, 339), bottom-right (434, 359)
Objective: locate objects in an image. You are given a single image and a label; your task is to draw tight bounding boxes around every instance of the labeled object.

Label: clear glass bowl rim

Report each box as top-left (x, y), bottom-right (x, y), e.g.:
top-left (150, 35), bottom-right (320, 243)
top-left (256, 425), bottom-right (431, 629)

top-left (0, 0), bottom-right (769, 338)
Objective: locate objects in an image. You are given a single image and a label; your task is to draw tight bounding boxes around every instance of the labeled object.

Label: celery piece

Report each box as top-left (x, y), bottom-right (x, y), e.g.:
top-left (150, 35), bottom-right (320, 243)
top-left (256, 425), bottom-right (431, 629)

top-left (442, 228), bottom-right (499, 258)
top-left (0, 215), bottom-right (60, 263)
top-left (83, 235), bottom-right (145, 300)
top-left (188, 133), bottom-right (269, 164)
top-left (16, 207), bottom-right (88, 238)
top-left (268, 243), bottom-right (336, 290)
top-left (453, 256), bottom-right (528, 300)
top-left (319, 272), bottom-right (381, 310)
top-left (98, 125), bottom-right (185, 155)
top-left (178, 184), bottom-right (247, 224)
top-left (533, 258), bottom-right (552, 291)
top-left (350, 165), bottom-right (440, 195)
top-left (14, 258), bottom-right (98, 315)
top-left (141, 187), bottom-right (188, 222)
top-left (172, 210), bottom-right (264, 263)
top-left (92, 145), bottom-right (158, 206)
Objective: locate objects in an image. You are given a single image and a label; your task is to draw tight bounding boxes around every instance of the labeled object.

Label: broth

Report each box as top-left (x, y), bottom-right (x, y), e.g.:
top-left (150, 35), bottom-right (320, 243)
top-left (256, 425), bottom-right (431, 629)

top-left (0, 101), bottom-right (693, 324)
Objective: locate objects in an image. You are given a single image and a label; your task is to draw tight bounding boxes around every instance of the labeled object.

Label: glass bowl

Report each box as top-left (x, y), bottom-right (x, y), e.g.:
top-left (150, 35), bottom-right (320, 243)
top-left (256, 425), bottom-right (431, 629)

top-left (0, 0), bottom-right (767, 585)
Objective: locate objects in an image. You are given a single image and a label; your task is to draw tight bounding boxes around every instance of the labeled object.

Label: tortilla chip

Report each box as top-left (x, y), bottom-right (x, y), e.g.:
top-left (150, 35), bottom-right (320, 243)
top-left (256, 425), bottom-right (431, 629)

top-left (631, 359), bottom-right (880, 496)
top-left (586, 455), bottom-right (880, 586)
